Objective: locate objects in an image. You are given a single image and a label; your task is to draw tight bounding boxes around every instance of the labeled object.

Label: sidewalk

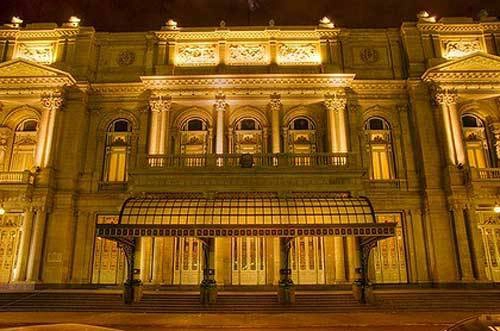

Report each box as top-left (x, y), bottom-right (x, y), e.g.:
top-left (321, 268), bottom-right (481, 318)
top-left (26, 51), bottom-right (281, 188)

top-left (0, 311), bottom-right (479, 330)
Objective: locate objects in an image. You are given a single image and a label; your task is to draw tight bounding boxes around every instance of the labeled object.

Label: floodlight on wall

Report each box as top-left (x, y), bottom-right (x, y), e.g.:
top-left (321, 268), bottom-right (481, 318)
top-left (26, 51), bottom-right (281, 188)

top-left (0, 206), bottom-right (5, 216)
top-left (68, 16), bottom-right (81, 27)
top-left (11, 16), bottom-right (23, 28)
top-left (494, 205), bottom-right (500, 214)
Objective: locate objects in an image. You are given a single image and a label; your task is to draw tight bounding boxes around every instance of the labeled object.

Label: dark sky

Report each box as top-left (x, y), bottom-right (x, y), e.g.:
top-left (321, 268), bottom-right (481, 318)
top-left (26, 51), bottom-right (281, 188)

top-left (1, 0), bottom-right (499, 31)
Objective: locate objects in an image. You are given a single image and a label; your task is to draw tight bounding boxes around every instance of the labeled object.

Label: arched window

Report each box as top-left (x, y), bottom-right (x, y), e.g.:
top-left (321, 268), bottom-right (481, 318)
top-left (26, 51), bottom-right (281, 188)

top-left (233, 118), bottom-right (263, 154)
top-left (10, 119), bottom-right (38, 171)
top-left (103, 119), bottom-right (131, 182)
top-left (461, 114), bottom-right (490, 168)
top-left (287, 117), bottom-right (317, 154)
top-left (179, 118), bottom-right (209, 167)
top-left (365, 117), bottom-right (395, 180)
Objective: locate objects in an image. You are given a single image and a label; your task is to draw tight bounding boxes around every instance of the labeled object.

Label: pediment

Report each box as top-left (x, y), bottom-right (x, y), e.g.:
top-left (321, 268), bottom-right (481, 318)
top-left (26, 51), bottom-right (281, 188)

top-left (0, 59), bottom-right (75, 81)
top-left (425, 52), bottom-right (500, 74)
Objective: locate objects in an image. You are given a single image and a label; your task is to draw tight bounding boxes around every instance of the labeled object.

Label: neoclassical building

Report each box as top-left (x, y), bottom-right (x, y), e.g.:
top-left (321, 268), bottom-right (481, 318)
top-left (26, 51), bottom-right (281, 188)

top-left (0, 13), bottom-right (499, 299)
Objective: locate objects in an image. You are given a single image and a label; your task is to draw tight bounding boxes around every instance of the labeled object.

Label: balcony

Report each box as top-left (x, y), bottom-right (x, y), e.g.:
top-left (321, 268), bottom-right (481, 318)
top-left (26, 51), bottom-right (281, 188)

top-left (130, 153), bottom-right (365, 192)
top-left (146, 153), bottom-right (355, 169)
top-left (0, 170), bottom-right (35, 192)
top-left (469, 167), bottom-right (500, 191)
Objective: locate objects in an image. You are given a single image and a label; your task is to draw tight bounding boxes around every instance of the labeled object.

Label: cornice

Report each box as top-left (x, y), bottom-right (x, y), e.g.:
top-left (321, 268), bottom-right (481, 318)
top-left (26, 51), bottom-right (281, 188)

top-left (0, 28), bottom-right (80, 40)
top-left (417, 22), bottom-right (500, 34)
top-left (154, 28), bottom-right (340, 41)
top-left (89, 83), bottom-right (145, 97)
top-left (141, 74), bottom-right (355, 97)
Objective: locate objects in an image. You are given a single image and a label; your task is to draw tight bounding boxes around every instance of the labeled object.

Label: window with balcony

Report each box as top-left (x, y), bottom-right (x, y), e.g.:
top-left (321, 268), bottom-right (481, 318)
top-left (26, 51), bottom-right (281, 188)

top-left (103, 119), bottom-right (131, 183)
top-left (233, 118), bottom-right (263, 154)
top-left (180, 118), bottom-right (209, 166)
top-left (287, 117), bottom-right (317, 166)
top-left (365, 117), bottom-right (395, 180)
top-left (461, 114), bottom-right (490, 169)
top-left (10, 119), bottom-right (38, 172)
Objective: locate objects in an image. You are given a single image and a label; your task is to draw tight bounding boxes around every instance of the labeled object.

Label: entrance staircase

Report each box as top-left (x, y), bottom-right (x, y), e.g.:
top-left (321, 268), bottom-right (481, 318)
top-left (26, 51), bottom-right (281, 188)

top-left (0, 289), bottom-right (499, 313)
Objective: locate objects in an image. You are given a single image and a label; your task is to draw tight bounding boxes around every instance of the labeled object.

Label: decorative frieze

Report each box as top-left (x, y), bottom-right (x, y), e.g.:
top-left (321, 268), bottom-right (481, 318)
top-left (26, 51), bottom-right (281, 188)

top-left (227, 44), bottom-right (268, 65)
top-left (175, 44), bottom-right (218, 66)
top-left (277, 43), bottom-right (320, 65)
top-left (15, 43), bottom-right (54, 64)
top-left (443, 39), bottom-right (482, 59)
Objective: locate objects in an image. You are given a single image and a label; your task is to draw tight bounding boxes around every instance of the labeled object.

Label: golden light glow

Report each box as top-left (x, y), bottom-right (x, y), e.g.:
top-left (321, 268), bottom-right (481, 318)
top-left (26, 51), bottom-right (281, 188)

top-left (11, 16), bottom-right (23, 28)
top-left (494, 206), bottom-right (500, 214)
top-left (0, 207), bottom-right (5, 216)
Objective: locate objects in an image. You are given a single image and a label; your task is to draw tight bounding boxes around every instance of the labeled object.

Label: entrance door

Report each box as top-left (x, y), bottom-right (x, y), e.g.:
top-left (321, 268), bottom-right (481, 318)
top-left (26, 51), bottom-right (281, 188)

top-left (231, 237), bottom-right (266, 285)
top-left (0, 214), bottom-right (22, 283)
top-left (173, 238), bottom-right (203, 285)
top-left (290, 237), bottom-right (325, 284)
top-left (480, 223), bottom-right (500, 282)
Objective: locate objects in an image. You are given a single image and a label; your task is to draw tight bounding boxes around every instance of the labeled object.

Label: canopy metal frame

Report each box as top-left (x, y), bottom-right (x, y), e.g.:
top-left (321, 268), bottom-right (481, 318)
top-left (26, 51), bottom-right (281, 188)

top-left (96, 193), bottom-right (396, 305)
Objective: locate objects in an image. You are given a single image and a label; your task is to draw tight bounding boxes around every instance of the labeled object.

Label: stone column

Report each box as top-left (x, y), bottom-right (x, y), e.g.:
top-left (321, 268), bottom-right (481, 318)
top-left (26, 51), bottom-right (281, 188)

top-left (324, 92), bottom-right (348, 153)
top-left (433, 88), bottom-right (465, 166)
top-left (214, 93), bottom-right (227, 156)
top-left (149, 95), bottom-right (172, 156)
top-left (12, 208), bottom-right (34, 282)
top-left (269, 93), bottom-right (282, 154)
top-left (140, 237), bottom-right (153, 283)
top-left (26, 208), bottom-right (47, 282)
top-left (324, 93), bottom-right (348, 282)
top-left (450, 202), bottom-right (474, 281)
top-left (38, 93), bottom-right (64, 168)
top-left (152, 238), bottom-right (164, 284)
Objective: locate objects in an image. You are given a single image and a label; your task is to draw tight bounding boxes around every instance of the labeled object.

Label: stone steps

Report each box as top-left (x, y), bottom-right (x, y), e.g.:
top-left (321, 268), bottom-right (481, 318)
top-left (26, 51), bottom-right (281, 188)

top-left (1, 290), bottom-right (499, 313)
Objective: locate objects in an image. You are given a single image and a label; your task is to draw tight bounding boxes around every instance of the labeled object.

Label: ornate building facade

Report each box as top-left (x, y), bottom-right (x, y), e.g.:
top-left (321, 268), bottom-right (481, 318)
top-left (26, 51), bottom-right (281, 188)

top-left (0, 13), bottom-right (499, 293)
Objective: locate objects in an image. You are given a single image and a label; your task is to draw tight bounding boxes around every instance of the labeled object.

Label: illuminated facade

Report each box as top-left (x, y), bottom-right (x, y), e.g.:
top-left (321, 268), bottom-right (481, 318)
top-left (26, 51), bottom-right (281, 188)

top-left (0, 13), bottom-right (499, 293)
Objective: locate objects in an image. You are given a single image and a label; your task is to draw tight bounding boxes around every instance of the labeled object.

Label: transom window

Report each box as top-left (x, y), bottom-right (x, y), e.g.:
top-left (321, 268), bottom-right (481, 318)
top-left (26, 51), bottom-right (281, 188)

top-left (16, 119), bottom-right (38, 132)
top-left (183, 119), bottom-right (207, 131)
top-left (236, 118), bottom-right (261, 131)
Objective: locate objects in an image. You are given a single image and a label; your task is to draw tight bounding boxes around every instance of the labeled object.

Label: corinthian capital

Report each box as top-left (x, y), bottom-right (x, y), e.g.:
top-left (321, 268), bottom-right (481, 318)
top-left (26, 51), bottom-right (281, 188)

top-left (324, 92), bottom-right (347, 112)
top-left (490, 122), bottom-right (500, 159)
top-left (269, 93), bottom-right (282, 112)
top-left (149, 95), bottom-right (172, 113)
top-left (41, 93), bottom-right (64, 112)
top-left (214, 93), bottom-right (228, 112)
top-left (433, 87), bottom-right (458, 106)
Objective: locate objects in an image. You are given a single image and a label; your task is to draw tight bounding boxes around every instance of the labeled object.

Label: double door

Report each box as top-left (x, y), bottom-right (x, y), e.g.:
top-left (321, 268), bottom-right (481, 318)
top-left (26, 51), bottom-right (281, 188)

top-left (173, 238), bottom-right (203, 285)
top-left (232, 237), bottom-right (266, 285)
top-left (290, 237), bottom-right (325, 284)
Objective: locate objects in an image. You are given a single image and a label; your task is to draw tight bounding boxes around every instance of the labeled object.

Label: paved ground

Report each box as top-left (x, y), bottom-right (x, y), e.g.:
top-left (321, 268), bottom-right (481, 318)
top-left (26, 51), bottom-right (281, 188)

top-left (0, 311), bottom-right (481, 330)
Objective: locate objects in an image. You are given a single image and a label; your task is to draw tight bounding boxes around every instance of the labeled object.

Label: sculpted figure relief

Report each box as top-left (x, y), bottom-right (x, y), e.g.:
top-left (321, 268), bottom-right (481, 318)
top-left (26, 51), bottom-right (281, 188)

top-left (227, 44), bottom-right (267, 65)
top-left (277, 44), bottom-right (320, 64)
top-left (16, 44), bottom-right (53, 64)
top-left (176, 44), bottom-right (218, 66)
top-left (444, 40), bottom-right (481, 59)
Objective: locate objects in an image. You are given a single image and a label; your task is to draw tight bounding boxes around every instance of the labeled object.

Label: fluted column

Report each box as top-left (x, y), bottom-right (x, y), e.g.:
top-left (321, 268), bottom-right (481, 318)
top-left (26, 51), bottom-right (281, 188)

top-left (148, 95), bottom-right (172, 155)
top-left (214, 93), bottom-right (228, 158)
top-left (37, 93), bottom-right (64, 168)
top-left (269, 93), bottom-right (282, 153)
top-left (324, 93), bottom-right (348, 282)
top-left (433, 88), bottom-right (465, 166)
top-left (12, 208), bottom-right (34, 282)
top-left (26, 208), bottom-right (47, 282)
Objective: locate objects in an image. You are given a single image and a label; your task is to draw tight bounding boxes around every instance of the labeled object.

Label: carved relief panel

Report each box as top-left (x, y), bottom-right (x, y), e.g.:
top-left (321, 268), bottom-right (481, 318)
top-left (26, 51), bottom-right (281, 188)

top-left (175, 44), bottom-right (219, 66)
top-left (442, 38), bottom-right (483, 59)
top-left (226, 44), bottom-right (269, 65)
top-left (277, 43), bottom-right (320, 65)
top-left (15, 43), bottom-right (54, 64)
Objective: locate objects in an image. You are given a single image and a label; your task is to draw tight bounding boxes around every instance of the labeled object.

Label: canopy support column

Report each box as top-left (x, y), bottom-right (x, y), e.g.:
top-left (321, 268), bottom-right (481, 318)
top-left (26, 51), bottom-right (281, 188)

top-left (119, 238), bottom-right (141, 304)
top-left (353, 238), bottom-right (378, 304)
top-left (278, 237), bottom-right (295, 304)
top-left (200, 237), bottom-right (217, 305)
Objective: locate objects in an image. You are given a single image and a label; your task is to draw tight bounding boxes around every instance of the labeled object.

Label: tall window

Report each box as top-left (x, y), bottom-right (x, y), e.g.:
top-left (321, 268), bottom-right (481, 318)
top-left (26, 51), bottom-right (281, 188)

top-left (287, 117), bottom-right (317, 166)
top-left (179, 118), bottom-right (208, 167)
top-left (365, 117), bottom-right (395, 180)
top-left (461, 115), bottom-right (490, 168)
top-left (103, 119), bottom-right (131, 182)
top-left (10, 119), bottom-right (38, 171)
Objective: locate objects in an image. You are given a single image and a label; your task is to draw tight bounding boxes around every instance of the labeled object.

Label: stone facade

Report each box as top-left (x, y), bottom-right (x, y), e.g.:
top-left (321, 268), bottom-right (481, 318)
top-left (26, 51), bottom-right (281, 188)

top-left (0, 14), bottom-right (499, 288)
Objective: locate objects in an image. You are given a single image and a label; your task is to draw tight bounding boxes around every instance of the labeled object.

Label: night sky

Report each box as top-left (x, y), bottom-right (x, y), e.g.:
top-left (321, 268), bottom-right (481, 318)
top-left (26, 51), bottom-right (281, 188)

top-left (1, 0), bottom-right (499, 31)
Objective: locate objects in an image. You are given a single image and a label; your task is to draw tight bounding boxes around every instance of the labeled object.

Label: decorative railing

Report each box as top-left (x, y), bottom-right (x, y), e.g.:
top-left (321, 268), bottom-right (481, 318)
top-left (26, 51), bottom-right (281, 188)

top-left (476, 168), bottom-right (500, 180)
top-left (146, 153), bottom-right (355, 169)
top-left (0, 170), bottom-right (35, 185)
